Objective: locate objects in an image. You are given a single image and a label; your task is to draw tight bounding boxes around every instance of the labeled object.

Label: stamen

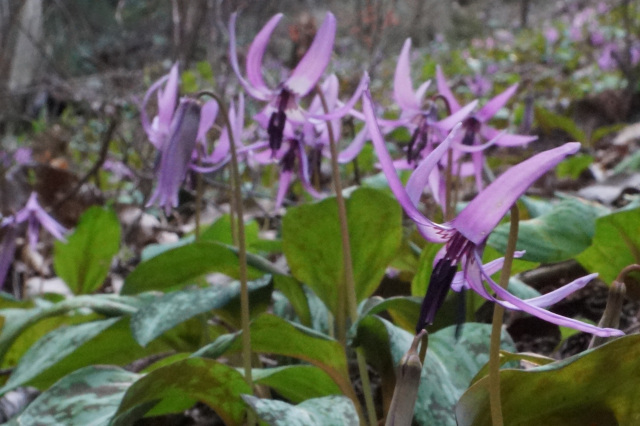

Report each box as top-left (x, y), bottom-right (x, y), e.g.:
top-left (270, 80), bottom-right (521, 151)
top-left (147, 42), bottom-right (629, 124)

top-left (267, 90), bottom-right (291, 152)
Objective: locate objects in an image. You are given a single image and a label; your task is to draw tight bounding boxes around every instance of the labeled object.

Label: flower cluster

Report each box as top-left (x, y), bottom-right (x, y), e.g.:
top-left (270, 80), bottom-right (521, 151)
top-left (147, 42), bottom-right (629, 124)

top-left (135, 11), bottom-right (622, 338)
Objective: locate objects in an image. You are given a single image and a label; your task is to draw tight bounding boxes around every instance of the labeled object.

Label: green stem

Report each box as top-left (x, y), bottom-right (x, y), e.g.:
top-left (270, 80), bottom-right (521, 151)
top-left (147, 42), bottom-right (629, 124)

top-left (198, 91), bottom-right (253, 425)
top-left (316, 86), bottom-right (376, 426)
top-left (195, 153), bottom-right (203, 241)
top-left (488, 204), bottom-right (519, 426)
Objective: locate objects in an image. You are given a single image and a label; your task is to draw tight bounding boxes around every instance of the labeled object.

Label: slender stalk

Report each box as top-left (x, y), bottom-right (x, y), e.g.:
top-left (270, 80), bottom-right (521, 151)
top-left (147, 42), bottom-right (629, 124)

top-left (194, 154), bottom-right (203, 240)
top-left (316, 86), bottom-right (376, 426)
top-left (488, 204), bottom-right (519, 426)
top-left (198, 91), bottom-right (253, 424)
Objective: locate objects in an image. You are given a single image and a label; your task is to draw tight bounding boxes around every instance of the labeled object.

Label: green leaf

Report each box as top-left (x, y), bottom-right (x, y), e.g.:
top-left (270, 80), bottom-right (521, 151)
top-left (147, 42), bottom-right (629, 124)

top-left (8, 366), bottom-right (138, 426)
top-left (282, 187), bottom-right (402, 314)
top-left (469, 350), bottom-right (555, 385)
top-left (112, 358), bottom-right (251, 426)
top-left (456, 334), bottom-right (640, 426)
top-left (121, 242), bottom-right (263, 294)
top-left (577, 208), bottom-right (640, 284)
top-left (357, 317), bottom-right (515, 426)
top-left (556, 154), bottom-right (594, 179)
top-left (1, 318), bottom-right (119, 393)
top-left (243, 395), bottom-right (359, 426)
top-left (411, 243), bottom-right (443, 296)
top-left (488, 198), bottom-right (606, 263)
top-left (0, 295), bottom-right (138, 364)
top-left (194, 314), bottom-right (353, 399)
top-left (2, 316), bottom-right (170, 394)
top-left (53, 206), bottom-right (121, 294)
top-left (273, 275), bottom-right (312, 327)
top-left (534, 106), bottom-right (586, 142)
top-left (131, 276), bottom-right (272, 346)
top-left (252, 366), bottom-right (341, 403)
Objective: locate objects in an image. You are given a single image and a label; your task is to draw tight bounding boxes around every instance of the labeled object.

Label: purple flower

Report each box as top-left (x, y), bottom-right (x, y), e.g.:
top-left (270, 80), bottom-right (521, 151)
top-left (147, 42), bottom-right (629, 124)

top-left (0, 193), bottom-right (67, 289)
top-left (140, 64), bottom-right (218, 213)
top-left (436, 66), bottom-right (537, 191)
top-left (363, 90), bottom-right (622, 337)
top-left (229, 12), bottom-right (336, 153)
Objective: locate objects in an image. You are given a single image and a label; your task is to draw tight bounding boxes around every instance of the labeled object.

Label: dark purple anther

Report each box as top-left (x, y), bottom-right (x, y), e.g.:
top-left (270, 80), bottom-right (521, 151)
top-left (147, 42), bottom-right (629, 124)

top-left (268, 90), bottom-right (291, 152)
top-left (461, 116), bottom-right (482, 146)
top-left (280, 140), bottom-right (298, 172)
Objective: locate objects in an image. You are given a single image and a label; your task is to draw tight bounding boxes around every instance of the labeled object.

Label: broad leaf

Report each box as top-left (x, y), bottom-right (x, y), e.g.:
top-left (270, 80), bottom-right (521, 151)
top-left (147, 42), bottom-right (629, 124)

top-left (243, 395), bottom-right (359, 426)
top-left (577, 208), bottom-right (640, 284)
top-left (112, 357), bottom-right (251, 426)
top-left (7, 366), bottom-right (138, 426)
top-left (53, 206), bottom-right (121, 294)
top-left (283, 187), bottom-right (402, 315)
top-left (131, 276), bottom-right (271, 346)
top-left (357, 317), bottom-right (515, 426)
top-left (488, 198), bottom-right (606, 263)
top-left (457, 334), bottom-right (640, 425)
top-left (121, 242), bottom-right (263, 294)
top-left (194, 314), bottom-right (353, 399)
top-left (252, 366), bottom-right (341, 403)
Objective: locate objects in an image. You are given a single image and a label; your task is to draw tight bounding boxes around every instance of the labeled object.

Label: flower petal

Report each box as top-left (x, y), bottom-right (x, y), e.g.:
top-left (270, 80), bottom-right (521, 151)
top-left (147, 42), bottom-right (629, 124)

top-left (337, 126), bottom-right (368, 163)
top-left (453, 142), bottom-right (580, 245)
top-left (393, 39), bottom-right (420, 111)
top-left (284, 12), bottom-right (336, 97)
top-left (436, 100), bottom-right (478, 131)
top-left (476, 83), bottom-right (518, 123)
top-left (406, 123), bottom-right (461, 205)
top-left (363, 91), bottom-right (454, 243)
top-left (436, 65), bottom-right (461, 112)
top-left (158, 63), bottom-right (179, 129)
top-left (229, 13), bottom-right (273, 101)
top-left (308, 73), bottom-right (370, 121)
top-left (275, 170), bottom-right (294, 210)
top-left (477, 255), bottom-right (623, 337)
top-left (196, 99), bottom-right (218, 145)
top-left (482, 125), bottom-right (538, 147)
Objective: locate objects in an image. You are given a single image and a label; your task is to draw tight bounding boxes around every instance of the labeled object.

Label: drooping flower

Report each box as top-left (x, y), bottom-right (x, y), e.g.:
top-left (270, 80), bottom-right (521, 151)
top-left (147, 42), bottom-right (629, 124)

top-left (436, 66), bottom-right (538, 191)
top-left (363, 90), bottom-right (622, 337)
top-left (229, 12), bottom-right (336, 153)
top-left (0, 192), bottom-right (67, 289)
top-left (140, 64), bottom-right (218, 213)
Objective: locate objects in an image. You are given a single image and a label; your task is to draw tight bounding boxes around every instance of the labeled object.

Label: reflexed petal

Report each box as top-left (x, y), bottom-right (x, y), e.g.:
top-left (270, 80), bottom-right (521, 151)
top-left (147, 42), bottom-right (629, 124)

top-left (158, 63), bottom-right (179, 128)
top-left (393, 39), bottom-right (420, 111)
top-left (451, 251), bottom-right (526, 291)
top-left (476, 83), bottom-right (518, 123)
top-left (406, 123), bottom-right (461, 205)
top-left (308, 73), bottom-right (370, 121)
top-left (453, 142), bottom-right (580, 244)
top-left (415, 80), bottom-right (432, 105)
top-left (297, 144), bottom-right (323, 200)
top-left (246, 14), bottom-right (283, 94)
top-left (229, 13), bottom-right (273, 101)
top-left (337, 126), bottom-right (368, 163)
top-left (363, 91), bottom-right (454, 243)
top-left (197, 99), bottom-right (218, 145)
top-left (482, 125), bottom-right (538, 147)
top-left (476, 254), bottom-right (623, 337)
top-left (284, 12), bottom-right (336, 97)
top-left (275, 171), bottom-right (294, 210)
top-left (436, 65), bottom-right (461, 112)
top-left (436, 100), bottom-right (478, 131)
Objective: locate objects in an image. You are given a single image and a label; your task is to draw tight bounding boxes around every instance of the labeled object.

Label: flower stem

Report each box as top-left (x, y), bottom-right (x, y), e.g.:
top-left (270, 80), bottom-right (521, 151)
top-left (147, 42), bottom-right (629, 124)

top-left (488, 204), bottom-right (519, 426)
top-left (316, 86), bottom-right (377, 426)
top-left (198, 91), bottom-right (253, 424)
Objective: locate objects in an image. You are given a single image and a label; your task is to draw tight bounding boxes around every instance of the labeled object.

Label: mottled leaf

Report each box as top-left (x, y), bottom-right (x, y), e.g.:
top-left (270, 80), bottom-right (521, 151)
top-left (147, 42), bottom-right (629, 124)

top-left (53, 206), bottom-right (121, 294)
top-left (194, 314), bottom-right (353, 398)
top-left (1, 318), bottom-right (120, 394)
top-left (577, 208), bottom-right (640, 284)
top-left (121, 242), bottom-right (263, 295)
top-left (283, 187), bottom-right (402, 315)
top-left (243, 395), bottom-right (359, 426)
top-left (357, 317), bottom-right (515, 426)
top-left (488, 198), bottom-right (606, 263)
top-left (112, 357), bottom-right (251, 426)
top-left (131, 276), bottom-right (271, 346)
top-left (8, 366), bottom-right (138, 426)
top-left (457, 334), bottom-right (640, 425)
